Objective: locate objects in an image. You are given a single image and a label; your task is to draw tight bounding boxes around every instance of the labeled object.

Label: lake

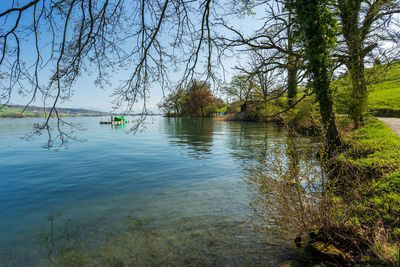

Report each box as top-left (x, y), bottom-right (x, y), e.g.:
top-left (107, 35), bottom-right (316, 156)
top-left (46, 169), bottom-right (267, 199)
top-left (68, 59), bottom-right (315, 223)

top-left (0, 116), bottom-right (299, 266)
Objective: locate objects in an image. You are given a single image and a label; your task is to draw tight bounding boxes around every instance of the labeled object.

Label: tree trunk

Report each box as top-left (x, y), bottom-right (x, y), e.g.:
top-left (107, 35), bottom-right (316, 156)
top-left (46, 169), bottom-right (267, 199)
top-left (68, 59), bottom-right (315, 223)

top-left (338, 0), bottom-right (368, 127)
top-left (288, 0), bottom-right (342, 155)
top-left (347, 45), bottom-right (368, 128)
top-left (287, 12), bottom-right (298, 106)
top-left (287, 65), bottom-right (298, 106)
top-left (317, 73), bottom-right (342, 156)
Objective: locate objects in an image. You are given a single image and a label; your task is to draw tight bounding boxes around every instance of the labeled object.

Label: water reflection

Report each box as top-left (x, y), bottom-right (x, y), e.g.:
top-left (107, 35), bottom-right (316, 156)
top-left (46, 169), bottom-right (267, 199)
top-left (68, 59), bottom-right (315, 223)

top-left (164, 117), bottom-right (215, 158)
top-left (243, 129), bottom-right (321, 244)
top-left (164, 117), bottom-right (286, 162)
top-left (286, 130), bottom-right (300, 182)
top-left (225, 122), bottom-right (273, 163)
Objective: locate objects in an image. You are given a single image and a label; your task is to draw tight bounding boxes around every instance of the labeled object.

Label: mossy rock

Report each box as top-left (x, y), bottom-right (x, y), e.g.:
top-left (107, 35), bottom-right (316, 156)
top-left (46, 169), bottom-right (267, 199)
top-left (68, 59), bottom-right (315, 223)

top-left (301, 242), bottom-right (345, 264)
top-left (277, 260), bottom-right (304, 267)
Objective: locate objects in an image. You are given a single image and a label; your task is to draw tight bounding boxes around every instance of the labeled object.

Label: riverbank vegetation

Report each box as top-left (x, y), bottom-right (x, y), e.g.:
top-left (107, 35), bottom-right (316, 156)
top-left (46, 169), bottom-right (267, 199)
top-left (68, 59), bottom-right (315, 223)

top-left (156, 1), bottom-right (400, 263)
top-left (248, 116), bottom-right (400, 265)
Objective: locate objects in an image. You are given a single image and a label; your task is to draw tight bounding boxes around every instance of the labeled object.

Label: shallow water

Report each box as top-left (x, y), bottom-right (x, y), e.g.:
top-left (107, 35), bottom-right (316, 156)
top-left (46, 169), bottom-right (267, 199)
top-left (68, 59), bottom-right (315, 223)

top-left (0, 116), bottom-right (296, 266)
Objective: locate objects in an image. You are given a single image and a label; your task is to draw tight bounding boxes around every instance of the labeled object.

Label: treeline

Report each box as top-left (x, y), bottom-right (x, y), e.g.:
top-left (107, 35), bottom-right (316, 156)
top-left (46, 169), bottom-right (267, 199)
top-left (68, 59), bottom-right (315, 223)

top-left (158, 80), bottom-right (226, 117)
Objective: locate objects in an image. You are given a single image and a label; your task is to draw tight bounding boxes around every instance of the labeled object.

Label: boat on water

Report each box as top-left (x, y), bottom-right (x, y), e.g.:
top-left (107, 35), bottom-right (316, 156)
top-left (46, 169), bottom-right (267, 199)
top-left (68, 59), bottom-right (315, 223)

top-left (100, 116), bottom-right (132, 125)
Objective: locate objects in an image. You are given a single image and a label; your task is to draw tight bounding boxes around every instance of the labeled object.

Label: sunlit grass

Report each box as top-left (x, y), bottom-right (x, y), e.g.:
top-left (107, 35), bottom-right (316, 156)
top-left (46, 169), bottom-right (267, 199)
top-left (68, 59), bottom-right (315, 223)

top-left (368, 61), bottom-right (400, 114)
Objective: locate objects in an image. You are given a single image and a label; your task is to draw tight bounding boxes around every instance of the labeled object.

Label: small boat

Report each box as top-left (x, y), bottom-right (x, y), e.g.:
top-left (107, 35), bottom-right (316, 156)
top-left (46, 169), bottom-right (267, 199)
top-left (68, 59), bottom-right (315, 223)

top-left (100, 116), bottom-right (132, 125)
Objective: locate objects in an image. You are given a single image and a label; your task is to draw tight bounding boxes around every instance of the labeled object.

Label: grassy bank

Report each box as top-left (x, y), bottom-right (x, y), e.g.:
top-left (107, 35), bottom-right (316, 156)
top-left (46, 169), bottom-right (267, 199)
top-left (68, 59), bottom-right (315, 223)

top-left (335, 117), bottom-right (400, 179)
top-left (324, 117), bottom-right (400, 265)
top-left (249, 112), bottom-right (400, 265)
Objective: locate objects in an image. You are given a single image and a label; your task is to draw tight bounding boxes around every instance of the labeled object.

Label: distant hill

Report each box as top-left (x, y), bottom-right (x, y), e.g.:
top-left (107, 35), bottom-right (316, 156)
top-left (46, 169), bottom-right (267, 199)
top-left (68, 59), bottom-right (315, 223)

top-left (0, 104), bottom-right (110, 118)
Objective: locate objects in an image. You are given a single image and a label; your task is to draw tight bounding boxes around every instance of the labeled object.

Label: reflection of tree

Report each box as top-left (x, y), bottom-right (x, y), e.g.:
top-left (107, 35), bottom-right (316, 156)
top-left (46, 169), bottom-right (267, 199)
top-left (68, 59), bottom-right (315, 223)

top-left (225, 122), bottom-right (284, 164)
top-left (164, 117), bottom-right (214, 158)
top-left (286, 129), bottom-right (300, 183)
top-left (243, 129), bottom-right (321, 245)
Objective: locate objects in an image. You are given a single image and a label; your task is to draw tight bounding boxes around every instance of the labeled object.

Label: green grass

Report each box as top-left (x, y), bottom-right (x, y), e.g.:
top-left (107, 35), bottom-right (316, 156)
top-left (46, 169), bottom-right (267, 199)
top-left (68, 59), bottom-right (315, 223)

top-left (368, 61), bottom-right (400, 114)
top-left (335, 117), bottom-right (400, 178)
top-left (333, 117), bottom-right (400, 264)
top-left (334, 61), bottom-right (400, 116)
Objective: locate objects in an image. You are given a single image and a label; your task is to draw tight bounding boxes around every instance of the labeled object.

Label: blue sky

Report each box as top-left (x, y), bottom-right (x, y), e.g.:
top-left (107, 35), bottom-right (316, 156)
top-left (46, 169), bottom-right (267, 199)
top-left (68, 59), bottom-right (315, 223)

top-left (2, 1), bottom-right (265, 113)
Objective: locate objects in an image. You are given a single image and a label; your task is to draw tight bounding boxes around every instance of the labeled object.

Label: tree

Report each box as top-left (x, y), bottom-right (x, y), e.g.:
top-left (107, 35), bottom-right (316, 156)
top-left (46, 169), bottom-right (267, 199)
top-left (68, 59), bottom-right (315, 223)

top-left (158, 80), bottom-right (216, 117)
top-left (219, 0), bottom-right (303, 106)
top-left (158, 88), bottom-right (187, 116)
top-left (287, 0), bottom-right (342, 154)
top-left (187, 80), bottom-right (214, 117)
top-left (223, 75), bottom-right (256, 104)
top-left (336, 0), bottom-right (400, 127)
top-left (245, 50), bottom-right (286, 109)
top-left (0, 0), bottom-right (220, 147)
top-left (1, 0), bottom-right (399, 149)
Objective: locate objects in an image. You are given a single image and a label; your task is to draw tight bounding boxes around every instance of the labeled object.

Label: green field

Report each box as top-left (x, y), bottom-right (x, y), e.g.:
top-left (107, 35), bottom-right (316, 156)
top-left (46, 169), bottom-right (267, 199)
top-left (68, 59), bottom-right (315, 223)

top-left (368, 61), bottom-right (400, 114)
top-left (0, 106), bottom-right (38, 117)
top-left (334, 61), bottom-right (400, 117)
top-left (0, 105), bottom-right (105, 118)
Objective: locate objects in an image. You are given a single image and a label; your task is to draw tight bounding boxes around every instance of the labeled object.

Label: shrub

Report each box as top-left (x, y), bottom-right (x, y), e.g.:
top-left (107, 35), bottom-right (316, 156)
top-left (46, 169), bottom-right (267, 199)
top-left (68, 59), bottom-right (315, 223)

top-left (246, 117), bottom-right (400, 265)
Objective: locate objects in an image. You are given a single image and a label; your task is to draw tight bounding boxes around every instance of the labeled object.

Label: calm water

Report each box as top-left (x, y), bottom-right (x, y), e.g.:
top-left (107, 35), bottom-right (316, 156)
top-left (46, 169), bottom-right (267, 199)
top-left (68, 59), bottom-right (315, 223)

top-left (0, 116), bottom-right (296, 266)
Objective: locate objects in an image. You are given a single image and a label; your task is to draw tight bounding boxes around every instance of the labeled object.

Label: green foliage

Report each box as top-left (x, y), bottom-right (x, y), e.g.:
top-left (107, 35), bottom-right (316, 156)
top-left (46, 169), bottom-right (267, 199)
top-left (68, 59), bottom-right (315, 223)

top-left (286, 0), bottom-right (341, 152)
top-left (204, 105), bottom-right (217, 116)
top-left (334, 61), bottom-right (400, 117)
top-left (158, 88), bottom-right (188, 116)
top-left (215, 106), bottom-right (228, 113)
top-left (348, 171), bottom-right (400, 265)
top-left (223, 75), bottom-right (258, 103)
top-left (282, 95), bottom-right (322, 135)
top-left (159, 80), bottom-right (218, 117)
top-left (286, 0), bottom-right (339, 97)
top-left (333, 75), bottom-right (366, 124)
top-left (327, 117), bottom-right (400, 265)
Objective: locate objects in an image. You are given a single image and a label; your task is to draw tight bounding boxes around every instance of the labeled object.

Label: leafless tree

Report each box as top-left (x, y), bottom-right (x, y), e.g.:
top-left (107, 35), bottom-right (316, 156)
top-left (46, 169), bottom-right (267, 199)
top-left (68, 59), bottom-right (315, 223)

top-left (216, 0), bottom-right (304, 106)
top-left (0, 0), bottom-right (228, 148)
top-left (237, 49), bottom-right (286, 109)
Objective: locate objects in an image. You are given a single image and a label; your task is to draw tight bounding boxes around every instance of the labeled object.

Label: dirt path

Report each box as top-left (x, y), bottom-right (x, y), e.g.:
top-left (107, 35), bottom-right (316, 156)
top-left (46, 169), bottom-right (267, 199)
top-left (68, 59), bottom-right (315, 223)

top-left (378, 117), bottom-right (400, 137)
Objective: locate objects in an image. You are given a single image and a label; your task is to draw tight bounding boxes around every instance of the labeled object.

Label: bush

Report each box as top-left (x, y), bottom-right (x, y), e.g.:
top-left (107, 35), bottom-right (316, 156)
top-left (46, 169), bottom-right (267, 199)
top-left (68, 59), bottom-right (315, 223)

top-left (281, 96), bottom-right (322, 135)
top-left (246, 117), bottom-right (400, 265)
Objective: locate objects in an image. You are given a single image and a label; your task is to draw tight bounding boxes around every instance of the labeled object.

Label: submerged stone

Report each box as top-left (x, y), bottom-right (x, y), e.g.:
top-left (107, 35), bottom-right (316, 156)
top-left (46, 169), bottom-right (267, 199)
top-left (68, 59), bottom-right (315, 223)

top-left (301, 241), bottom-right (345, 264)
top-left (278, 259), bottom-right (304, 267)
